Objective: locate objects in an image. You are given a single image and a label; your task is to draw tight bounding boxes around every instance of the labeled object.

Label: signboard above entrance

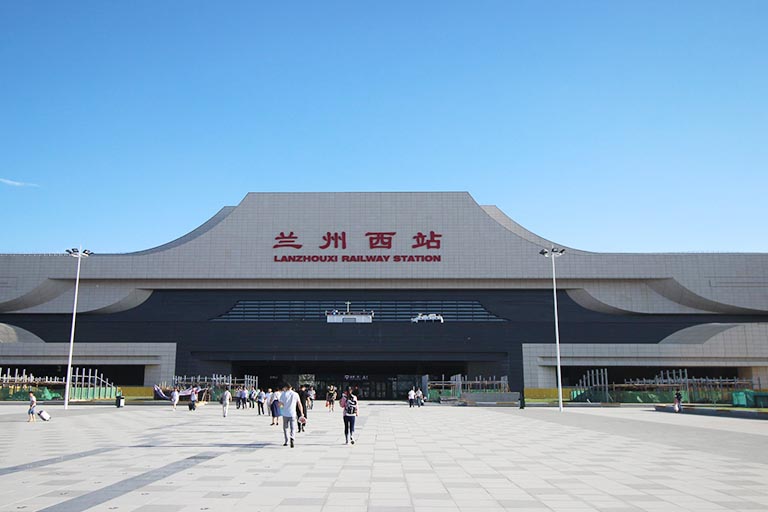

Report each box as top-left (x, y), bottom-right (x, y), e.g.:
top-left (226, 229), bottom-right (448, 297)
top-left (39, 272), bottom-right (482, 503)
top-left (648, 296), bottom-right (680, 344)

top-left (272, 229), bottom-right (443, 264)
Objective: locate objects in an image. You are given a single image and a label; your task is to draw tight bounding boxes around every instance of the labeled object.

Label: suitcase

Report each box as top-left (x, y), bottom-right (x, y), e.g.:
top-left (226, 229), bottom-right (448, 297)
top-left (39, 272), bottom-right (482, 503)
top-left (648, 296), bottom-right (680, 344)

top-left (38, 410), bottom-right (51, 421)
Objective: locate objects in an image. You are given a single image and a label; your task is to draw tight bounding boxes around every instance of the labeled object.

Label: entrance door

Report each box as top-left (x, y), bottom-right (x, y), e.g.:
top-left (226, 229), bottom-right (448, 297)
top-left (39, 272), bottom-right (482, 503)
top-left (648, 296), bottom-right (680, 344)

top-left (231, 361), bottom-right (466, 399)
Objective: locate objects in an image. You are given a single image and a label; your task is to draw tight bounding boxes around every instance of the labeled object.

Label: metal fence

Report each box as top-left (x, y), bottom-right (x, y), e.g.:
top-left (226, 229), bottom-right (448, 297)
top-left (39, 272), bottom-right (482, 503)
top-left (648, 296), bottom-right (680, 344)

top-left (571, 368), bottom-right (759, 404)
top-left (168, 374), bottom-right (258, 390)
top-left (0, 367), bottom-right (118, 401)
top-left (426, 374), bottom-right (510, 401)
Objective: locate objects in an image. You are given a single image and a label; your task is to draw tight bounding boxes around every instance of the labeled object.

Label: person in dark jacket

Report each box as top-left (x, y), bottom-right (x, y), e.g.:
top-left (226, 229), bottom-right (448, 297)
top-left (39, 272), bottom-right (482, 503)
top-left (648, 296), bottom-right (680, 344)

top-left (297, 385), bottom-right (309, 432)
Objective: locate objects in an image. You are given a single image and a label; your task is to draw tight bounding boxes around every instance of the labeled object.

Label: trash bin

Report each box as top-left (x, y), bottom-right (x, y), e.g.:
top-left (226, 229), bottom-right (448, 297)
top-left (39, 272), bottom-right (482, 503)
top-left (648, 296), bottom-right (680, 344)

top-left (116, 395), bottom-right (125, 408)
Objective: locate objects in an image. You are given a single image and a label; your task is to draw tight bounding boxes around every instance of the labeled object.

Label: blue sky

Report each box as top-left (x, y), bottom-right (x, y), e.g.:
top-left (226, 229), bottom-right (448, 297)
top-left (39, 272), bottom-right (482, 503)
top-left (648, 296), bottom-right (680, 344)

top-left (1, 2), bottom-right (766, 254)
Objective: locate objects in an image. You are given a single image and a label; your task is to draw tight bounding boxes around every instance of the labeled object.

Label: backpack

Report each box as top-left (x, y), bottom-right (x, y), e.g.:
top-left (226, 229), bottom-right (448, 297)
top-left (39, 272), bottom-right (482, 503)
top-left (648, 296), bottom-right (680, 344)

top-left (344, 396), bottom-right (357, 415)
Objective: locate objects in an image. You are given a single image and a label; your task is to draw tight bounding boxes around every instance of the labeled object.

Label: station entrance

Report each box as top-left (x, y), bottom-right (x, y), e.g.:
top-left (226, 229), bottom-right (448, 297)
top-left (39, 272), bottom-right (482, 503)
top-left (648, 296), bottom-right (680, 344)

top-left (231, 360), bottom-right (466, 400)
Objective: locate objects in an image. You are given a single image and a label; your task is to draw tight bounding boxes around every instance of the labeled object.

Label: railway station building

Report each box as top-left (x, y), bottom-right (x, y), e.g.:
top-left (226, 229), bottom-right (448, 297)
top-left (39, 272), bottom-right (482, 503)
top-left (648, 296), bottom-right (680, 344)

top-left (1, 192), bottom-right (767, 397)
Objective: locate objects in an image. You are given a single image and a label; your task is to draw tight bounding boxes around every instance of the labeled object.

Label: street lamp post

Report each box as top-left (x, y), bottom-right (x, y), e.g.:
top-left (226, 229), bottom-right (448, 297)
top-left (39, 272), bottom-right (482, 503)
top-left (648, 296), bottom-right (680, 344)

top-left (64, 247), bottom-right (92, 410)
top-left (539, 247), bottom-right (566, 412)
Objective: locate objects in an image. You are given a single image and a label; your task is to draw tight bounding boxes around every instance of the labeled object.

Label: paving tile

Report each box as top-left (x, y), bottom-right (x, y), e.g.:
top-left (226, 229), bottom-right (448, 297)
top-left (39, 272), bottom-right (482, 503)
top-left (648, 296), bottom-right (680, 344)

top-left (281, 498), bottom-right (328, 506)
top-left (203, 491), bottom-right (250, 498)
top-left (1, 403), bottom-right (767, 512)
top-left (130, 506), bottom-right (186, 512)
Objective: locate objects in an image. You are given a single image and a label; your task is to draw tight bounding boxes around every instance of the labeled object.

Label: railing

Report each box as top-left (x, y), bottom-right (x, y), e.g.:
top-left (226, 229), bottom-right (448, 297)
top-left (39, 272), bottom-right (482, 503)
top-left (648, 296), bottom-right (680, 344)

top-left (571, 368), bottom-right (759, 404)
top-left (68, 368), bottom-right (119, 400)
top-left (167, 374), bottom-right (258, 390)
top-left (0, 367), bottom-right (118, 401)
top-left (1, 367), bottom-right (66, 385)
top-left (426, 374), bottom-right (510, 401)
top-left (571, 368), bottom-right (610, 402)
top-left (157, 374), bottom-right (258, 403)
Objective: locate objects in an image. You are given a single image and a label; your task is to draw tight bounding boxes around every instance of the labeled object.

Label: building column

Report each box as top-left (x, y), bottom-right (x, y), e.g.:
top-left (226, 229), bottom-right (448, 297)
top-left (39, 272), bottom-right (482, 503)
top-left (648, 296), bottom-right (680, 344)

top-left (738, 367), bottom-right (768, 390)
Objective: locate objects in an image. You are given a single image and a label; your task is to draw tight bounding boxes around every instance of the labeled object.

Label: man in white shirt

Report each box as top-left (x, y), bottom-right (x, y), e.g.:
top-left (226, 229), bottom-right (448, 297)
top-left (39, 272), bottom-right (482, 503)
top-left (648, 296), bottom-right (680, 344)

top-left (408, 388), bottom-right (416, 408)
top-left (256, 389), bottom-right (266, 415)
top-left (279, 383), bottom-right (304, 448)
top-left (221, 387), bottom-right (232, 417)
top-left (170, 387), bottom-right (180, 411)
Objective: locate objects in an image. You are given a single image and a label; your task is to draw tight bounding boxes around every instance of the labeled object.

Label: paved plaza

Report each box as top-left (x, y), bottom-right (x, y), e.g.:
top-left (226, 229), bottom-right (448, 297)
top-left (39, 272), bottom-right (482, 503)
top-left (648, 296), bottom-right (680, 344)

top-left (1, 401), bottom-right (767, 512)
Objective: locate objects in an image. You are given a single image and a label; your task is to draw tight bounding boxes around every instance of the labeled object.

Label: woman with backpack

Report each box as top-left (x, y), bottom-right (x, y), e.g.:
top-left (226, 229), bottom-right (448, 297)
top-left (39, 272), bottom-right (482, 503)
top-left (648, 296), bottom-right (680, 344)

top-left (340, 386), bottom-right (359, 445)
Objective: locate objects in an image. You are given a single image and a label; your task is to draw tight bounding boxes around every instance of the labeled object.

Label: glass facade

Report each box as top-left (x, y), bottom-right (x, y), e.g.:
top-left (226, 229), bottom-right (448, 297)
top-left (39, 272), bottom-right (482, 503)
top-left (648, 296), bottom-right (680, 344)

top-left (213, 299), bottom-right (506, 322)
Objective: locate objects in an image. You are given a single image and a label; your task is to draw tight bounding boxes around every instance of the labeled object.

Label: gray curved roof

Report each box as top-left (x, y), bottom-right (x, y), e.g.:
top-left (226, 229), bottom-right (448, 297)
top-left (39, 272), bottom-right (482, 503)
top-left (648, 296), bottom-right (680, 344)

top-left (0, 192), bottom-right (766, 315)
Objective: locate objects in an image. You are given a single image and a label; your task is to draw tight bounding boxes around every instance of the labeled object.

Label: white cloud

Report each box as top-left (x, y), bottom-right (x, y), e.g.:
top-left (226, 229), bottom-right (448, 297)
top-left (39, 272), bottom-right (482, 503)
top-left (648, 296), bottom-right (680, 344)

top-left (0, 178), bottom-right (39, 187)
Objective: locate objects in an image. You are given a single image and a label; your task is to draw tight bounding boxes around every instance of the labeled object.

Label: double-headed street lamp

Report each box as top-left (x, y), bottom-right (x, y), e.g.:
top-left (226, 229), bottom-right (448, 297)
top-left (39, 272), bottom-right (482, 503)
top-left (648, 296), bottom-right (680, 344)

top-left (64, 247), bottom-right (92, 410)
top-left (539, 246), bottom-right (566, 412)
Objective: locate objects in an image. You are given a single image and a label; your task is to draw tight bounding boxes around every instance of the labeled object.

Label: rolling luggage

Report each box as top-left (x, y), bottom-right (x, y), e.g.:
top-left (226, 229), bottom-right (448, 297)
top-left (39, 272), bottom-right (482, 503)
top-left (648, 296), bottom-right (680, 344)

top-left (38, 410), bottom-right (51, 421)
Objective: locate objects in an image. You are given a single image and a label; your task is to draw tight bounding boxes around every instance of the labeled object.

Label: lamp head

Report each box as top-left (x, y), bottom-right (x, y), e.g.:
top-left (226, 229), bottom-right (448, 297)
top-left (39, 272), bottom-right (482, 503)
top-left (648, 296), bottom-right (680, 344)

top-left (65, 248), bottom-right (93, 257)
top-left (540, 247), bottom-right (566, 258)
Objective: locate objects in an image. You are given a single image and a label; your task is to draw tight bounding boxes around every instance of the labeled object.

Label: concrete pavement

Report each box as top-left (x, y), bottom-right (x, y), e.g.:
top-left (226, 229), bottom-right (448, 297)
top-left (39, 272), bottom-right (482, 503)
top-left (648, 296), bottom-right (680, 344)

top-left (1, 401), bottom-right (766, 511)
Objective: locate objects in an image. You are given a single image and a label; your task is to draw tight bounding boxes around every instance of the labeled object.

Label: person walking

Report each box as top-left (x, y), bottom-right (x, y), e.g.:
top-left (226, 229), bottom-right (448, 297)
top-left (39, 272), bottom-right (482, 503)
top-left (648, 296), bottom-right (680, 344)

top-left (308, 386), bottom-right (316, 410)
top-left (265, 388), bottom-right (273, 418)
top-left (674, 391), bottom-right (683, 413)
top-left (256, 388), bottom-right (266, 415)
top-left (27, 391), bottom-right (37, 423)
top-left (240, 387), bottom-right (248, 412)
top-left (408, 387), bottom-right (416, 408)
top-left (171, 387), bottom-right (180, 411)
top-left (415, 388), bottom-right (424, 407)
top-left (279, 384), bottom-right (304, 448)
top-left (326, 386), bottom-right (337, 412)
top-left (248, 386), bottom-right (257, 409)
top-left (189, 386), bottom-right (198, 411)
top-left (342, 387), bottom-right (359, 444)
top-left (269, 389), bottom-right (281, 425)
top-left (297, 385), bottom-right (309, 433)
top-left (221, 387), bottom-right (232, 417)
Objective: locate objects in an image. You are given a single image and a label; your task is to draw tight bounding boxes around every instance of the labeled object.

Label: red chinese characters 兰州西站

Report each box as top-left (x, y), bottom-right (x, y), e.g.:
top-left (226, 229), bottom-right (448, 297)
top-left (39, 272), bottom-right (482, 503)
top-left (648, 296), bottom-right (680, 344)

top-left (365, 232), bottom-right (396, 250)
top-left (320, 231), bottom-right (347, 250)
top-left (273, 231), bottom-right (303, 249)
top-left (274, 230), bottom-right (442, 252)
top-left (412, 231), bottom-right (442, 249)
